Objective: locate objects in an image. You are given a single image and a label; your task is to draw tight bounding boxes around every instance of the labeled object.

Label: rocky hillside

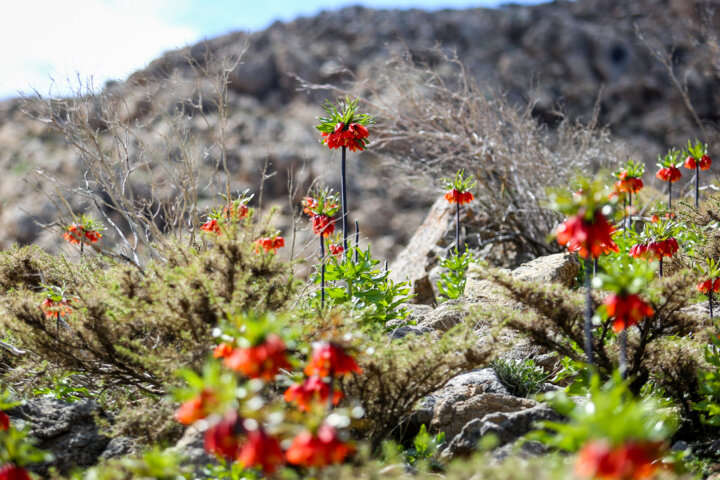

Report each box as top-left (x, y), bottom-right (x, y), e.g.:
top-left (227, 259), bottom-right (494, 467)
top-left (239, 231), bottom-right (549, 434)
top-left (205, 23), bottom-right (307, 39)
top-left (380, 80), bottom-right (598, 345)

top-left (0, 0), bottom-right (718, 257)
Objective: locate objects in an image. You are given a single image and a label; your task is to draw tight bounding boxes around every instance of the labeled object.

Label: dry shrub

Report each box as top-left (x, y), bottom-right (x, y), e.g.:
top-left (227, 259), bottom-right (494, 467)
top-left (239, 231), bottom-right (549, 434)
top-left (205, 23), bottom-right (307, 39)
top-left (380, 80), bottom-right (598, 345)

top-left (0, 226), bottom-right (296, 396)
top-left (355, 47), bottom-right (623, 257)
top-left (473, 267), bottom-right (707, 398)
top-left (342, 324), bottom-right (492, 449)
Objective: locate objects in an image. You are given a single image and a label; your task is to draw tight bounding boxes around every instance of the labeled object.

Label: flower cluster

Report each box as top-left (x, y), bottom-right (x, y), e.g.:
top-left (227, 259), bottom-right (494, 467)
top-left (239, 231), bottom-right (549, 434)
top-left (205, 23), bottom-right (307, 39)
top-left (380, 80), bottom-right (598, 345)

top-left (697, 278), bottom-right (720, 294)
top-left (285, 424), bottom-right (353, 468)
top-left (201, 193), bottom-right (253, 235)
top-left (628, 238), bottom-right (679, 260)
top-left (444, 189), bottom-right (474, 205)
top-left (62, 215), bottom-right (103, 246)
top-left (556, 210), bottom-right (617, 260)
top-left (655, 149), bottom-right (682, 183)
top-left (316, 98), bottom-right (374, 152)
top-left (575, 440), bottom-right (664, 480)
top-left (613, 159), bottom-right (645, 196)
top-left (254, 235), bottom-right (285, 254)
top-left (175, 388), bottom-right (219, 425)
top-left (284, 375), bottom-right (343, 412)
top-left (442, 169), bottom-right (476, 205)
top-left (222, 334), bottom-right (291, 381)
top-left (603, 293), bottom-right (655, 332)
top-left (0, 465), bottom-right (31, 480)
top-left (683, 139), bottom-right (712, 170)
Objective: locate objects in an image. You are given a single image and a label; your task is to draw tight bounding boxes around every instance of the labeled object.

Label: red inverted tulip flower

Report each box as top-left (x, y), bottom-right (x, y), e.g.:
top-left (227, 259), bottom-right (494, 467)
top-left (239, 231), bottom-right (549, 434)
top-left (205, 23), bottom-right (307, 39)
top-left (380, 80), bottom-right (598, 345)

top-left (614, 171), bottom-right (644, 195)
top-left (684, 154), bottom-right (712, 171)
top-left (213, 342), bottom-right (234, 359)
top-left (223, 334), bottom-right (291, 381)
top-left (575, 440), bottom-right (663, 480)
top-left (200, 218), bottom-right (221, 235)
top-left (238, 427), bottom-right (285, 474)
top-left (254, 236), bottom-right (285, 254)
top-left (175, 388), bottom-right (219, 425)
top-left (41, 297), bottom-right (72, 319)
top-left (224, 202), bottom-right (249, 221)
top-left (302, 196), bottom-right (318, 216)
top-left (444, 188), bottom-right (474, 205)
top-left (284, 375), bottom-right (344, 412)
top-left (556, 210), bottom-right (616, 260)
top-left (0, 465), bottom-right (31, 480)
top-left (321, 122), bottom-right (370, 152)
top-left (63, 224), bottom-right (102, 245)
top-left (285, 424), bottom-right (353, 468)
top-left (655, 166), bottom-right (681, 183)
top-left (328, 244), bottom-right (344, 257)
top-left (604, 293), bottom-right (655, 333)
top-left (696, 278), bottom-right (720, 294)
top-left (204, 411), bottom-right (244, 459)
top-left (311, 215), bottom-right (335, 238)
top-left (0, 411), bottom-right (9, 431)
top-left (304, 342), bottom-right (362, 378)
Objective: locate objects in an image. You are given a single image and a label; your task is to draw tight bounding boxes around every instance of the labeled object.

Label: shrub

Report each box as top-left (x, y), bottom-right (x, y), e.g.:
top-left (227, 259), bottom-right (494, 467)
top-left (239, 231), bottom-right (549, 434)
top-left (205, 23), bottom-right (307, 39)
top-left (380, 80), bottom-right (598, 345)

top-left (491, 358), bottom-right (550, 398)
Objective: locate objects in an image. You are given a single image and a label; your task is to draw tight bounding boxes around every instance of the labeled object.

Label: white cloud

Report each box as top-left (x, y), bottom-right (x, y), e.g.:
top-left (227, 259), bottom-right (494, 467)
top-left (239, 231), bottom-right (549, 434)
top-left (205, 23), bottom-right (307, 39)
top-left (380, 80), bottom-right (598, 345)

top-left (0, 0), bottom-right (200, 99)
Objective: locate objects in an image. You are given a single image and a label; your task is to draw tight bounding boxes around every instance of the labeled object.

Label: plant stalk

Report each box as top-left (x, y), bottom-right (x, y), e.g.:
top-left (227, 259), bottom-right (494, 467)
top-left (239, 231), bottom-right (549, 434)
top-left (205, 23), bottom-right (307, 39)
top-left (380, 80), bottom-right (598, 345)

top-left (584, 257), bottom-right (595, 366)
top-left (659, 258), bottom-right (663, 278)
top-left (354, 219), bottom-right (359, 263)
top-left (695, 164), bottom-right (700, 208)
top-left (455, 201), bottom-right (461, 252)
top-left (341, 146), bottom-right (348, 255)
top-left (668, 180), bottom-right (672, 210)
top-left (619, 329), bottom-right (628, 379)
top-left (320, 236), bottom-right (325, 310)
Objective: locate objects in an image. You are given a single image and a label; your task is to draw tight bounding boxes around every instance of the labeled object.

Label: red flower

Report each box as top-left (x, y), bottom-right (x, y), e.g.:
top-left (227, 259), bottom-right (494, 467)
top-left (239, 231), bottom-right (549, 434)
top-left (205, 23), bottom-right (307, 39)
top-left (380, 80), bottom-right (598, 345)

top-left (328, 244), bottom-right (344, 257)
top-left (304, 342), bottom-right (362, 378)
top-left (321, 122), bottom-right (369, 151)
top-left (175, 388), bottom-right (218, 425)
top-left (0, 412), bottom-right (9, 431)
top-left (224, 203), bottom-right (249, 221)
top-left (238, 427), bottom-right (284, 474)
top-left (696, 278), bottom-right (720, 294)
top-left (615, 174), bottom-right (644, 195)
top-left (40, 297), bottom-right (72, 319)
top-left (302, 197), bottom-right (318, 216)
top-left (223, 334), bottom-right (291, 381)
top-left (556, 211), bottom-right (615, 260)
top-left (204, 411), bottom-right (244, 459)
top-left (213, 342), bottom-right (234, 359)
top-left (603, 293), bottom-right (655, 333)
top-left (254, 236), bottom-right (285, 254)
top-left (285, 424), bottom-right (353, 468)
top-left (655, 166), bottom-right (681, 182)
top-left (312, 215), bottom-right (335, 238)
top-left (575, 440), bottom-right (663, 480)
top-left (629, 239), bottom-right (678, 261)
top-left (0, 465), bottom-right (31, 480)
top-left (200, 219), bottom-right (221, 234)
top-left (63, 224), bottom-right (102, 245)
top-left (700, 154), bottom-right (712, 170)
top-left (655, 238), bottom-right (678, 258)
top-left (284, 375), bottom-right (343, 411)
top-left (444, 189), bottom-right (474, 205)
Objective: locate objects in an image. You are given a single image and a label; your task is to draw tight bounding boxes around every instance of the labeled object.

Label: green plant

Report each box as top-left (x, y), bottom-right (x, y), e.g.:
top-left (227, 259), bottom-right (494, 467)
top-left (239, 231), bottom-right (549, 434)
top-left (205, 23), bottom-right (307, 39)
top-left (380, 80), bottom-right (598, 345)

top-left (70, 447), bottom-right (191, 480)
top-left (491, 358), bottom-right (550, 398)
top-left (437, 248), bottom-right (476, 302)
top-left (402, 424), bottom-right (445, 469)
top-left (33, 371), bottom-right (92, 402)
top-left (693, 339), bottom-right (720, 427)
top-left (317, 246), bottom-right (412, 327)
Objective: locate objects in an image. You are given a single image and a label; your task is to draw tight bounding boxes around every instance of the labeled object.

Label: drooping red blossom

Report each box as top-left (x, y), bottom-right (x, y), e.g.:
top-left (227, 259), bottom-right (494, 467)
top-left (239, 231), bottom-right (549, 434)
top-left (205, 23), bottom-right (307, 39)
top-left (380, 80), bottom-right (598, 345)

top-left (556, 210), bottom-right (615, 260)
top-left (655, 166), bottom-right (681, 183)
top-left (200, 219), bottom-right (221, 234)
top-left (284, 375), bottom-right (344, 411)
top-left (311, 215), bottom-right (335, 238)
top-left (321, 122), bottom-right (370, 151)
top-left (328, 244), bottom-right (344, 257)
top-left (41, 297), bottom-right (72, 319)
top-left (304, 342), bottom-right (362, 378)
top-left (575, 440), bottom-right (664, 480)
top-left (254, 236), bottom-right (285, 254)
top-left (696, 278), bottom-right (720, 294)
top-left (0, 411), bottom-right (9, 431)
top-left (223, 334), bottom-right (291, 381)
top-left (63, 224), bottom-right (102, 245)
top-left (213, 342), bottom-right (234, 359)
top-left (285, 424), bottom-right (353, 468)
top-left (614, 172), bottom-right (644, 195)
top-left (224, 203), bottom-right (249, 221)
top-left (684, 155), bottom-right (696, 169)
top-left (444, 189), bottom-right (474, 205)
top-left (629, 239), bottom-right (678, 261)
top-left (0, 465), bottom-right (31, 480)
top-left (603, 293), bottom-right (655, 333)
top-left (700, 154), bottom-right (712, 170)
top-left (238, 427), bottom-right (285, 474)
top-left (204, 411), bottom-right (244, 459)
top-left (175, 388), bottom-right (219, 425)
top-left (302, 197), bottom-right (318, 216)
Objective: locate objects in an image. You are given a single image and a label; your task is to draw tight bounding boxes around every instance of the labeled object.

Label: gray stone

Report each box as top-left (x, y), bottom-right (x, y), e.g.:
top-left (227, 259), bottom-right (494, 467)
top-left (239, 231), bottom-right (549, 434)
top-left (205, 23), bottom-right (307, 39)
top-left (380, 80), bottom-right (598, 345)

top-left (510, 253), bottom-right (580, 288)
top-left (8, 398), bottom-right (111, 474)
top-left (387, 325), bottom-right (431, 340)
top-left (418, 303), bottom-right (468, 332)
top-left (100, 436), bottom-right (141, 460)
top-left (172, 426), bottom-right (217, 468)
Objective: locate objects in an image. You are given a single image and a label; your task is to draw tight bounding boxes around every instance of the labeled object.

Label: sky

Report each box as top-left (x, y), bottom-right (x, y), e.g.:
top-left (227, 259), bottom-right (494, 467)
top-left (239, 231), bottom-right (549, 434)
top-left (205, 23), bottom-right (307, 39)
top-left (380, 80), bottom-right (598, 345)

top-left (0, 0), bottom-right (549, 99)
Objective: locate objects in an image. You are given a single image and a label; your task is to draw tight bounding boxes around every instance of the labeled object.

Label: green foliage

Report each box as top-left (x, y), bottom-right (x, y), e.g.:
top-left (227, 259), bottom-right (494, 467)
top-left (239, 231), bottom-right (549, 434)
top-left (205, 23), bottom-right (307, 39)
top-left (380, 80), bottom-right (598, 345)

top-left (437, 248), bottom-right (475, 302)
top-left (442, 169), bottom-right (476, 193)
top-left (694, 341), bottom-right (720, 427)
top-left (534, 373), bottom-right (678, 451)
top-left (73, 447), bottom-right (190, 480)
top-left (402, 424), bottom-right (445, 468)
top-left (657, 148), bottom-right (682, 169)
top-left (548, 174), bottom-right (616, 220)
top-left (317, 246), bottom-right (412, 326)
top-left (316, 97), bottom-right (375, 133)
top-left (33, 371), bottom-right (92, 402)
top-left (613, 158), bottom-right (645, 178)
top-left (683, 139), bottom-right (708, 161)
top-left (491, 358), bottom-right (550, 398)
top-left (593, 255), bottom-right (655, 296)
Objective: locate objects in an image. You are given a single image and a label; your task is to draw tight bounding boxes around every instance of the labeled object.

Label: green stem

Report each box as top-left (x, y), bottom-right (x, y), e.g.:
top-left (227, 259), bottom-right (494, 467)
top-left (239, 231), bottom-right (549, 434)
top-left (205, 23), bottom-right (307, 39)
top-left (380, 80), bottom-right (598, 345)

top-left (584, 257), bottom-right (595, 366)
top-left (320, 236), bottom-right (325, 310)
top-left (341, 146), bottom-right (348, 255)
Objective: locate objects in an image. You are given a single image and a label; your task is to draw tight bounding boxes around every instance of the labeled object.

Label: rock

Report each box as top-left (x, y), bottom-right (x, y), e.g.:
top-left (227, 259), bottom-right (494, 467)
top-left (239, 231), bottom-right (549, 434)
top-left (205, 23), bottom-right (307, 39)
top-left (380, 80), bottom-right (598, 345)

top-left (510, 252), bottom-right (580, 288)
top-left (389, 197), bottom-right (453, 304)
top-left (464, 263), bottom-right (512, 303)
top-left (172, 426), bottom-right (217, 469)
top-left (100, 436), bottom-right (142, 460)
top-left (441, 404), bottom-right (561, 459)
top-left (418, 302), bottom-right (469, 332)
top-left (398, 303), bottom-right (434, 324)
top-left (492, 440), bottom-right (550, 461)
top-left (8, 398), bottom-right (111, 475)
top-left (387, 325), bottom-right (431, 340)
